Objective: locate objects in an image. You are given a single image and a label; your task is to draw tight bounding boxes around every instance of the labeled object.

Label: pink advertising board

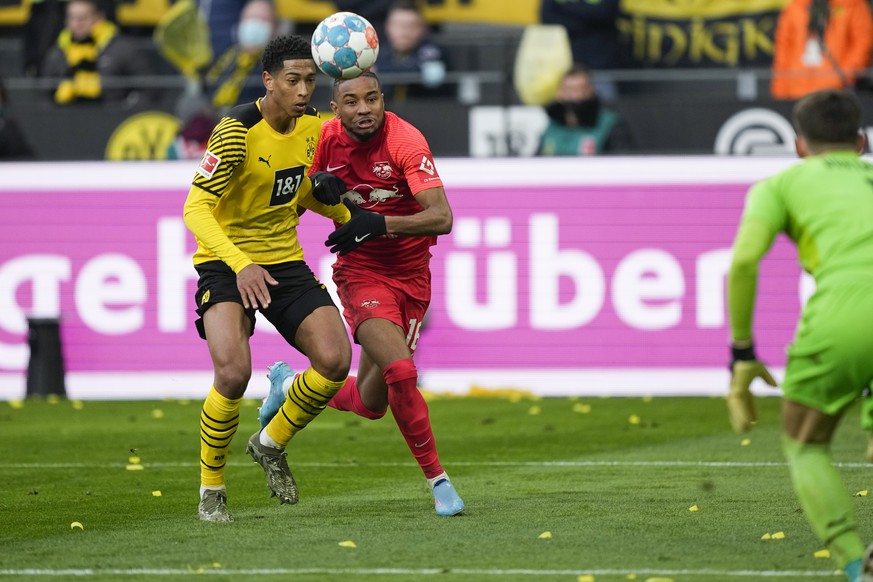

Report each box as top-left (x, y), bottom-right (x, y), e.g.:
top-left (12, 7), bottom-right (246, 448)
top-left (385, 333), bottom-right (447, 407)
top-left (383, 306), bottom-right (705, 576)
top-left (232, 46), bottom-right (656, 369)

top-left (0, 158), bottom-right (806, 399)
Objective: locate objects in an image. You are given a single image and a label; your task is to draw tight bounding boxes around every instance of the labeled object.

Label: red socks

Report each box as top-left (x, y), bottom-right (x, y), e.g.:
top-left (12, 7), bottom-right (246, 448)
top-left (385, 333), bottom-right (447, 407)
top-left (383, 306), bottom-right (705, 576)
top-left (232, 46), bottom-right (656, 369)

top-left (384, 359), bottom-right (443, 479)
top-left (327, 376), bottom-right (385, 420)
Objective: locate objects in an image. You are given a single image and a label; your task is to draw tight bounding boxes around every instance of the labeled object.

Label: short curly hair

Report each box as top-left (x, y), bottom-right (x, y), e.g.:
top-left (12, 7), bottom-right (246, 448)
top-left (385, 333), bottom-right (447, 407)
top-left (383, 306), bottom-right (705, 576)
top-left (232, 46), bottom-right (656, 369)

top-left (262, 35), bottom-right (313, 74)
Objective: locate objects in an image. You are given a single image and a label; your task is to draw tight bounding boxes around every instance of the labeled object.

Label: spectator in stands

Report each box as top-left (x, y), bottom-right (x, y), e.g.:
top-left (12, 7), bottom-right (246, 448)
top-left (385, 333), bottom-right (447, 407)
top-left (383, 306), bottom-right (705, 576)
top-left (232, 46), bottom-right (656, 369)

top-left (374, 0), bottom-right (449, 101)
top-left (539, 0), bottom-right (621, 101)
top-left (41, 0), bottom-right (157, 106)
top-left (203, 0), bottom-right (279, 111)
top-left (771, 0), bottom-right (873, 100)
top-left (0, 79), bottom-right (37, 159)
top-left (536, 64), bottom-right (634, 156)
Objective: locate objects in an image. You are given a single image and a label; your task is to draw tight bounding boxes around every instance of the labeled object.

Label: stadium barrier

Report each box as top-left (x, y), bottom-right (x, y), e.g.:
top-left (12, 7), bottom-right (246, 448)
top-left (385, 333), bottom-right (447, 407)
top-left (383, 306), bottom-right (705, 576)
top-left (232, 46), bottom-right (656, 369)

top-left (0, 156), bottom-right (810, 400)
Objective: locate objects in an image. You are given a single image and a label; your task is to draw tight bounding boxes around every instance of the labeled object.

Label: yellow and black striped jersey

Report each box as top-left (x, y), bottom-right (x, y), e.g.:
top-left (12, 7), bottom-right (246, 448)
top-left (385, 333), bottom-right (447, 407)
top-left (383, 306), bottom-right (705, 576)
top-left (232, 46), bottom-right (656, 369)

top-left (183, 99), bottom-right (349, 272)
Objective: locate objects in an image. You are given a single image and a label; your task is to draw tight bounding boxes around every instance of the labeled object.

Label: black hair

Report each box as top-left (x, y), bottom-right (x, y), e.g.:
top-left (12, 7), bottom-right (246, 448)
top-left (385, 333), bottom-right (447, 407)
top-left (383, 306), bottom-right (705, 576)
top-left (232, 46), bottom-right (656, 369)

top-left (331, 71), bottom-right (381, 99)
top-left (261, 35), bottom-right (313, 74)
top-left (793, 89), bottom-right (863, 147)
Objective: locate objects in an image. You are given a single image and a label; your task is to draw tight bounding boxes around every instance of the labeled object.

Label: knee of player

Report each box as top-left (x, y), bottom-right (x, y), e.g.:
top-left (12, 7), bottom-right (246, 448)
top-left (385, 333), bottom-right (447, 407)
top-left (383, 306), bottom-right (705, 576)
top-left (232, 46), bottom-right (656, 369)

top-left (313, 350), bottom-right (351, 382)
top-left (213, 365), bottom-right (252, 394)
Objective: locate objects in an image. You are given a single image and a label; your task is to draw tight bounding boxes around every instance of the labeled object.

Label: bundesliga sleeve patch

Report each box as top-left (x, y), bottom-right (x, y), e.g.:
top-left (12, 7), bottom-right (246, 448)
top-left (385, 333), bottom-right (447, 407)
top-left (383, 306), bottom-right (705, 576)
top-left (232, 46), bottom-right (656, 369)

top-left (197, 151), bottom-right (221, 179)
top-left (418, 156), bottom-right (435, 176)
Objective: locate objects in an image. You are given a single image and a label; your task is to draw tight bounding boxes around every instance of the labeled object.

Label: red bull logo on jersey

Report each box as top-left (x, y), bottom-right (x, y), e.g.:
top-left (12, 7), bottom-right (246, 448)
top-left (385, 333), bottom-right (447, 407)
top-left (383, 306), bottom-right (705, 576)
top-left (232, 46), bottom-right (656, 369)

top-left (372, 161), bottom-right (393, 180)
top-left (197, 151), bottom-right (221, 179)
top-left (343, 184), bottom-right (402, 208)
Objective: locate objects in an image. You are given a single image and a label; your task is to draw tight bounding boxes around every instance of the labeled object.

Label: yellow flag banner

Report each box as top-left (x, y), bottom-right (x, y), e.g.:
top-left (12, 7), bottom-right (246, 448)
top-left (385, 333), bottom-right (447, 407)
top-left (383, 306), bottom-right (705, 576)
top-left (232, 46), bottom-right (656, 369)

top-left (618, 0), bottom-right (787, 67)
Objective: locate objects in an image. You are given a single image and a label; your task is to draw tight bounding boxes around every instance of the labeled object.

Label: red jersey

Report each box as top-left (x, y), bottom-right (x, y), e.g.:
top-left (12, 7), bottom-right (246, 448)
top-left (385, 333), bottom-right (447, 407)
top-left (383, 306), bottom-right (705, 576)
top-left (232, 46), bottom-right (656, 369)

top-left (311, 111), bottom-right (444, 277)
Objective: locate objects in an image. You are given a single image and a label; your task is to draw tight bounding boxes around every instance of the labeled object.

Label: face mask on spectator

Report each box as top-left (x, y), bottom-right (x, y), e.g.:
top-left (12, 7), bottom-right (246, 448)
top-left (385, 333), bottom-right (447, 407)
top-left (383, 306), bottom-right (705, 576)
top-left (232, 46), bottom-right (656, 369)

top-left (238, 19), bottom-right (271, 50)
top-left (545, 96), bottom-right (600, 127)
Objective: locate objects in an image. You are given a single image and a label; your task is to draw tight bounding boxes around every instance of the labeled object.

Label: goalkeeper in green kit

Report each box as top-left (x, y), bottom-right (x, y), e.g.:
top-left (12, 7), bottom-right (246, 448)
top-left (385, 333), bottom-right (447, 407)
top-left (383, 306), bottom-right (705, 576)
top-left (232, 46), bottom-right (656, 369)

top-left (727, 89), bottom-right (873, 581)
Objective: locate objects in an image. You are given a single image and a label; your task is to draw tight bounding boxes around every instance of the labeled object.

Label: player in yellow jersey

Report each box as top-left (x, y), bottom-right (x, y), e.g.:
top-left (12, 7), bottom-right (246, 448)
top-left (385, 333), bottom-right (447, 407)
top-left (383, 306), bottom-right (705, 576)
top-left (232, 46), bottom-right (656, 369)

top-left (183, 35), bottom-right (351, 522)
top-left (727, 89), bottom-right (873, 581)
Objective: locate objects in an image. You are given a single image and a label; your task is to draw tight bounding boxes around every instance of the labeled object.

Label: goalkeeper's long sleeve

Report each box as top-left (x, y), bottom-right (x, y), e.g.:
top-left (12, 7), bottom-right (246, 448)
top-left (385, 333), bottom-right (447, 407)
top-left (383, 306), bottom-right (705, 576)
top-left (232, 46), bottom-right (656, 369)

top-left (728, 218), bottom-right (777, 341)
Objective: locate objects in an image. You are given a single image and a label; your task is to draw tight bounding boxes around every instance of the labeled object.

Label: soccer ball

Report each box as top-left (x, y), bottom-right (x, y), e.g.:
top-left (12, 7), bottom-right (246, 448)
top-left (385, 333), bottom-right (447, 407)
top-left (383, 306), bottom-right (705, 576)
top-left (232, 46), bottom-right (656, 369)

top-left (311, 12), bottom-right (379, 79)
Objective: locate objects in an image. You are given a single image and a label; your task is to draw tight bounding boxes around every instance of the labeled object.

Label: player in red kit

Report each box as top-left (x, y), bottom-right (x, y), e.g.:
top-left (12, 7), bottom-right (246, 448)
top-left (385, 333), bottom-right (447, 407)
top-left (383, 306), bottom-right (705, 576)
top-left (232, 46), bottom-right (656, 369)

top-left (262, 71), bottom-right (464, 516)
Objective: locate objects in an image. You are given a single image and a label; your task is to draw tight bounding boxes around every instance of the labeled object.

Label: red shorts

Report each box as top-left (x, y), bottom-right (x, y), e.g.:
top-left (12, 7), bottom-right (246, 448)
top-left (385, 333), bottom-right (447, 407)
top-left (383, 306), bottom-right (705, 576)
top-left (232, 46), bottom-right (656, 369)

top-left (332, 264), bottom-right (431, 354)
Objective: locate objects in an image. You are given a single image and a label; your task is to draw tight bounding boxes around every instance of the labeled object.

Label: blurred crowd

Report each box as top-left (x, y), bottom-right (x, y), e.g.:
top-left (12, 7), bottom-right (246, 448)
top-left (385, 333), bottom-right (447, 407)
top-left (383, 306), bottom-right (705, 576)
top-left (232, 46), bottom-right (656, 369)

top-left (2, 0), bottom-right (873, 160)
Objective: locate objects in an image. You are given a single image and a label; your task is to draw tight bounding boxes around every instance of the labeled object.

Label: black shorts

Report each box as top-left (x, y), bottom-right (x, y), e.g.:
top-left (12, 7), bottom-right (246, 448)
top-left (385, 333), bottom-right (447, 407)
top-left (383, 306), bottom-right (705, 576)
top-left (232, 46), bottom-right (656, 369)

top-left (193, 260), bottom-right (337, 349)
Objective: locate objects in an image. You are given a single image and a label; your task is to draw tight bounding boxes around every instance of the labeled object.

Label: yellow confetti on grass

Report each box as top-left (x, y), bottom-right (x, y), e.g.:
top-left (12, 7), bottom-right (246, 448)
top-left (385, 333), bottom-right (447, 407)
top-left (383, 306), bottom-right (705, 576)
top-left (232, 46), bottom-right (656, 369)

top-left (126, 464), bottom-right (144, 471)
top-left (855, 490), bottom-right (868, 497)
top-left (71, 400), bottom-right (84, 410)
top-left (577, 576), bottom-right (595, 582)
top-left (338, 540), bottom-right (357, 548)
top-left (70, 522), bottom-right (83, 530)
top-left (688, 505), bottom-right (699, 512)
top-left (572, 403), bottom-right (592, 414)
top-left (129, 456), bottom-right (141, 464)
top-left (626, 576), bottom-right (638, 581)
top-left (644, 578), bottom-right (674, 582)
top-left (628, 415), bottom-right (641, 425)
top-left (740, 438), bottom-right (751, 446)
top-left (47, 394), bottom-right (61, 404)
top-left (152, 491), bottom-right (162, 497)
top-left (8, 400), bottom-right (24, 409)
top-left (761, 533), bottom-right (772, 540)
top-left (772, 531), bottom-right (785, 539)
top-left (538, 531), bottom-right (552, 539)
top-left (151, 409), bottom-right (164, 419)
top-left (642, 396), bottom-right (653, 403)
top-left (814, 549), bottom-right (831, 558)
top-left (528, 406), bottom-right (541, 415)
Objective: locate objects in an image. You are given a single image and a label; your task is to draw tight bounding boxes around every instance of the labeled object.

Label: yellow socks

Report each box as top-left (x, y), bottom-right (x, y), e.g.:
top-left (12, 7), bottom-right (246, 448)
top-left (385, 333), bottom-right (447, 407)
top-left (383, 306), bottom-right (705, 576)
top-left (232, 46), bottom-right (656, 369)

top-left (265, 367), bottom-right (345, 447)
top-left (199, 386), bottom-right (242, 488)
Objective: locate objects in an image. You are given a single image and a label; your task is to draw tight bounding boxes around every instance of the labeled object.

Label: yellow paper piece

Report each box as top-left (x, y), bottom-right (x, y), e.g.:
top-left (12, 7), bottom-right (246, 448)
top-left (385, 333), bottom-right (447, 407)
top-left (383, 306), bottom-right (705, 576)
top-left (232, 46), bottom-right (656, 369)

top-left (151, 409), bottom-right (165, 419)
top-left (740, 438), bottom-right (751, 446)
top-left (528, 405), bottom-right (541, 415)
top-left (577, 576), bottom-right (595, 582)
top-left (761, 533), bottom-right (772, 540)
top-left (129, 456), bottom-right (141, 464)
top-left (642, 396), bottom-right (653, 402)
top-left (338, 540), bottom-right (357, 548)
top-left (644, 578), bottom-right (674, 582)
top-left (629, 415), bottom-right (641, 425)
top-left (688, 505), bottom-right (699, 512)
top-left (626, 576), bottom-right (638, 581)
top-left (8, 400), bottom-right (24, 409)
top-left (572, 403), bottom-right (591, 413)
top-left (814, 549), bottom-right (831, 558)
top-left (71, 521), bottom-right (84, 530)
top-left (152, 491), bottom-right (162, 497)
top-left (855, 490), bottom-right (868, 497)
top-left (538, 531), bottom-right (552, 539)
top-left (71, 400), bottom-right (84, 410)
top-left (126, 464), bottom-right (144, 471)
top-left (47, 394), bottom-right (61, 404)
top-left (772, 531), bottom-right (785, 539)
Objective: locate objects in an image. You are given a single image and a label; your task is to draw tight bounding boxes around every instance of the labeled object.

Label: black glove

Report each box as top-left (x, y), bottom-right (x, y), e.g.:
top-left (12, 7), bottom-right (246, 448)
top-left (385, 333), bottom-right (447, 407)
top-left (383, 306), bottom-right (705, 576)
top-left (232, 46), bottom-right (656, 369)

top-left (326, 200), bottom-right (387, 256)
top-left (310, 171), bottom-right (346, 206)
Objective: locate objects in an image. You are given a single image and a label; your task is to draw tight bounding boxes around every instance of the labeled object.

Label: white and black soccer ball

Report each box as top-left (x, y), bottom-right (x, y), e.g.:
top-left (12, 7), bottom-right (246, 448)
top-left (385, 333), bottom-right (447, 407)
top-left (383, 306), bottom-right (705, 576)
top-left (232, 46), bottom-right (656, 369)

top-left (311, 12), bottom-right (379, 79)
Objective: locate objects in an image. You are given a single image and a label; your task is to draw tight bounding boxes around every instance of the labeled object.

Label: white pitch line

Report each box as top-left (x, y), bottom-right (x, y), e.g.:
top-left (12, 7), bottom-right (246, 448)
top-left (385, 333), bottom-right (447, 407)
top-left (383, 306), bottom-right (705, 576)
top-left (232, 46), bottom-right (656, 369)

top-left (0, 567), bottom-right (842, 578)
top-left (1, 459), bottom-right (871, 469)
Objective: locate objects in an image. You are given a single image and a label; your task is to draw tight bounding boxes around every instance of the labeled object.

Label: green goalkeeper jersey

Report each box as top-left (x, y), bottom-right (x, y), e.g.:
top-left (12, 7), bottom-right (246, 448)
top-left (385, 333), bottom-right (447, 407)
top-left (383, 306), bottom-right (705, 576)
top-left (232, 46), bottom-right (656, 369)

top-left (729, 150), bottom-right (873, 340)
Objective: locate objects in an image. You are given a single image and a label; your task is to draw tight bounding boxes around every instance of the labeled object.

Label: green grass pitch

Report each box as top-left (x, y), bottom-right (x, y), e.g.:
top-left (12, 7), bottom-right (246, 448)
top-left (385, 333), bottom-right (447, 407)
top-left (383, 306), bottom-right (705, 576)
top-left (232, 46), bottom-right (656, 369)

top-left (1, 394), bottom-right (870, 581)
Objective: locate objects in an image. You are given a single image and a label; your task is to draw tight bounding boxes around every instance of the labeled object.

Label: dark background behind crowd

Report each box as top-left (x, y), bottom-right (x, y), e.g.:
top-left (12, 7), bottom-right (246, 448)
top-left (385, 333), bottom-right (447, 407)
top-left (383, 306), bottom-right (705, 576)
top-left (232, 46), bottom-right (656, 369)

top-left (2, 0), bottom-right (873, 160)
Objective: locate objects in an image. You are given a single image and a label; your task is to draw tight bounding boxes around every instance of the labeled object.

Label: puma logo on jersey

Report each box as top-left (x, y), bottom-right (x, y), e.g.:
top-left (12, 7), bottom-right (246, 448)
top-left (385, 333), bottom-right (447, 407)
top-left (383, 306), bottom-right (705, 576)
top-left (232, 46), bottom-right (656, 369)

top-left (258, 155), bottom-right (271, 167)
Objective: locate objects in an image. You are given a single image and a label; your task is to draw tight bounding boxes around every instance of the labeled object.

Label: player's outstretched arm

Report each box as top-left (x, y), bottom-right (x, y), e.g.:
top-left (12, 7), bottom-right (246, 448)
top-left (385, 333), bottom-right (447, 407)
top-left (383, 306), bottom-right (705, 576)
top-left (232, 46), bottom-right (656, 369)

top-left (383, 187), bottom-right (452, 237)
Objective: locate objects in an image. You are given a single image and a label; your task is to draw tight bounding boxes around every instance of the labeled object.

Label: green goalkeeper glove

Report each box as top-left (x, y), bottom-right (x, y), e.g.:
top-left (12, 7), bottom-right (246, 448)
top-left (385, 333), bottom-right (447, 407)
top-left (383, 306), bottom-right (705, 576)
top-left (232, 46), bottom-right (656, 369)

top-left (727, 342), bottom-right (778, 434)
